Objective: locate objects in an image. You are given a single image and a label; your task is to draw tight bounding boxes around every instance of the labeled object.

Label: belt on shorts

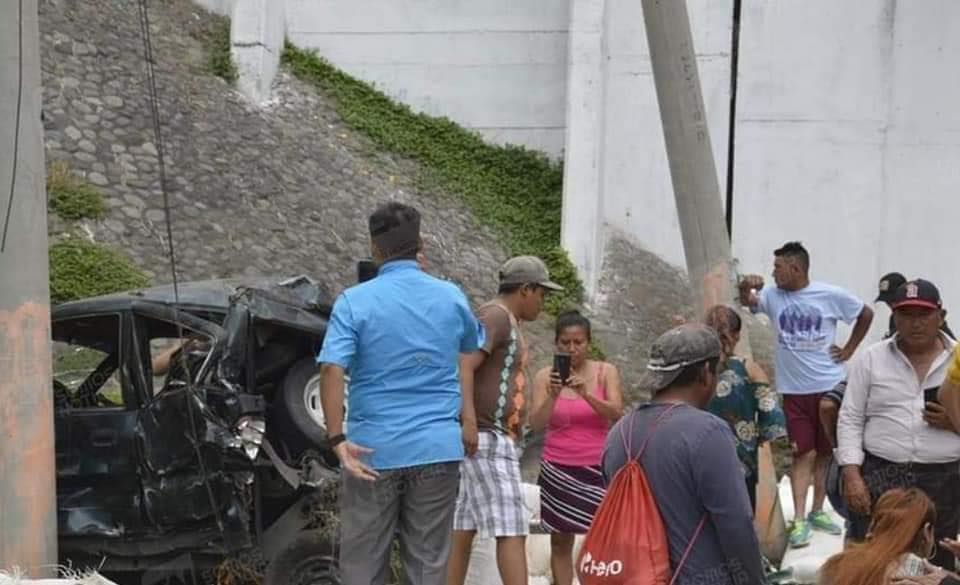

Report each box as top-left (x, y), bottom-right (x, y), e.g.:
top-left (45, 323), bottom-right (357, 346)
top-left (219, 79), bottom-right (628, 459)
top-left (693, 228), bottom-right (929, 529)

top-left (865, 452), bottom-right (960, 473)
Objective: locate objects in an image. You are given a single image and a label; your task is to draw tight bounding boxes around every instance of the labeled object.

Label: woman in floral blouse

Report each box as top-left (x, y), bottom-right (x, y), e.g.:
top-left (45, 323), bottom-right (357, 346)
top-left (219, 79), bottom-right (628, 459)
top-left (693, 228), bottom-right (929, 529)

top-left (704, 304), bottom-right (788, 511)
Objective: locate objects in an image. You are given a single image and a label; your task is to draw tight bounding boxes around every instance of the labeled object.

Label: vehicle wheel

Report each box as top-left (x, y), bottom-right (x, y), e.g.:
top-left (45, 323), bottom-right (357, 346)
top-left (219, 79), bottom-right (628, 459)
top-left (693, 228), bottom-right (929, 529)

top-left (272, 357), bottom-right (342, 465)
top-left (263, 531), bottom-right (340, 585)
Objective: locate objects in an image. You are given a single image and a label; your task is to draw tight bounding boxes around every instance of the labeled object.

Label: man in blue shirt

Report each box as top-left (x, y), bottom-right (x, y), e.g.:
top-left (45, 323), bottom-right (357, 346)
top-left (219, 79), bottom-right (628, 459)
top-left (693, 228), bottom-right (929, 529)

top-left (318, 202), bottom-right (481, 585)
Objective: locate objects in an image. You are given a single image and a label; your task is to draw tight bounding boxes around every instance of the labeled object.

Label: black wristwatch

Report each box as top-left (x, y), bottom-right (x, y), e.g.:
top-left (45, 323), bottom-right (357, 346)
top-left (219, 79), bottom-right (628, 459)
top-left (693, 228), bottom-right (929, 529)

top-left (328, 433), bottom-right (346, 448)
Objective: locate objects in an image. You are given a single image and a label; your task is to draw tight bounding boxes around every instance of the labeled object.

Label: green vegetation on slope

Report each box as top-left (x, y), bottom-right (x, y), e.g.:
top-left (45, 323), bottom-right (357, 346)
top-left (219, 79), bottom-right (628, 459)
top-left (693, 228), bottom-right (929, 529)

top-left (49, 238), bottom-right (151, 304)
top-left (202, 17), bottom-right (238, 83)
top-left (281, 43), bottom-right (583, 315)
top-left (48, 160), bottom-right (106, 220)
top-left (46, 160), bottom-right (151, 305)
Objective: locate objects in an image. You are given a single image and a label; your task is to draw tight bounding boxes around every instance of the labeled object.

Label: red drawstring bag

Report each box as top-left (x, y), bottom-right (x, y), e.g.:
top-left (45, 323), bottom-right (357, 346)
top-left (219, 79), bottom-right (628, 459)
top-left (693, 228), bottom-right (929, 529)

top-left (576, 405), bottom-right (706, 585)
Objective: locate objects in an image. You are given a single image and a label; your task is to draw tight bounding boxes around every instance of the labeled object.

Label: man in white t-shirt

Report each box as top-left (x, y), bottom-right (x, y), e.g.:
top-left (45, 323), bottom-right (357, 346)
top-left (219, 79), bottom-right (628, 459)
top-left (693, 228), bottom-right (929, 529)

top-left (739, 241), bottom-right (874, 549)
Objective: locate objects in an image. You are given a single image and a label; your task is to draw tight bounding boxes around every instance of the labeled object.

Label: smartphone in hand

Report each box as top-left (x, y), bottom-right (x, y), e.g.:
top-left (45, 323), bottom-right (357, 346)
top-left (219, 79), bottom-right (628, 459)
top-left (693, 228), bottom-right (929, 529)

top-left (924, 386), bottom-right (940, 406)
top-left (554, 353), bottom-right (571, 386)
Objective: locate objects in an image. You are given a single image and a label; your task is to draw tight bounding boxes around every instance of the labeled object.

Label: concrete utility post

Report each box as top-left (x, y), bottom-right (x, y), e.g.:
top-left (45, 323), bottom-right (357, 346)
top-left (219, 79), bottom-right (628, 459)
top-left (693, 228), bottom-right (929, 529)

top-left (639, 0), bottom-right (738, 323)
top-left (640, 0), bottom-right (787, 565)
top-left (0, 0), bottom-right (58, 575)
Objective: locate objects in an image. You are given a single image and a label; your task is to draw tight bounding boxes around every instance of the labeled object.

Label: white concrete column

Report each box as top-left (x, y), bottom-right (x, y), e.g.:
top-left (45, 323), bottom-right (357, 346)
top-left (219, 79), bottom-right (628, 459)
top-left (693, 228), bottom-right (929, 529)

top-left (560, 0), bottom-right (607, 300)
top-left (231, 0), bottom-right (285, 103)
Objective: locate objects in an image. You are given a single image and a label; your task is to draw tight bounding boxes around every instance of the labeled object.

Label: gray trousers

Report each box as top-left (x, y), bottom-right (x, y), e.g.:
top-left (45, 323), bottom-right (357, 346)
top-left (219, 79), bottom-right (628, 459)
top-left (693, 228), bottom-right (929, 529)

top-left (339, 461), bottom-right (460, 585)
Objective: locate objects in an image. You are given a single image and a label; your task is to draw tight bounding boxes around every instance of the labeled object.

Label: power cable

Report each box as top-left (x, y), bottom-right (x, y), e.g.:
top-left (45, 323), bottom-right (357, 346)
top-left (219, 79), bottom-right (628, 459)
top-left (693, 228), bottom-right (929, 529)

top-left (135, 0), bottom-right (225, 534)
top-left (1, 0), bottom-right (25, 253)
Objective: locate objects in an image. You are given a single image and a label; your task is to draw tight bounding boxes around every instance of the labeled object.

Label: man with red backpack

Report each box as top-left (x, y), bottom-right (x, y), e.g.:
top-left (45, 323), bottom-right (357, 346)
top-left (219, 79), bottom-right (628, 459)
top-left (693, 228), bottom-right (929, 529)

top-left (598, 324), bottom-right (765, 585)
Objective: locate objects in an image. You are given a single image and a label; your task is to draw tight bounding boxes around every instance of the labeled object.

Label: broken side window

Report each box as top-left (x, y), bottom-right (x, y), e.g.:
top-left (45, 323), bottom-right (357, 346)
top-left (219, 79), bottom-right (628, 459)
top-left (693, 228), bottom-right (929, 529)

top-left (136, 318), bottom-right (216, 396)
top-left (52, 314), bottom-right (124, 410)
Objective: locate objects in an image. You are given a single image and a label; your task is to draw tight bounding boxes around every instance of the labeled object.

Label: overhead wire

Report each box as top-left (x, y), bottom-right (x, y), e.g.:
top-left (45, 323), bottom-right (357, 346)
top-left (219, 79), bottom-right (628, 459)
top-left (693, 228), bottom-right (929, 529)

top-left (1, 0), bottom-right (25, 253)
top-left (135, 0), bottom-right (225, 534)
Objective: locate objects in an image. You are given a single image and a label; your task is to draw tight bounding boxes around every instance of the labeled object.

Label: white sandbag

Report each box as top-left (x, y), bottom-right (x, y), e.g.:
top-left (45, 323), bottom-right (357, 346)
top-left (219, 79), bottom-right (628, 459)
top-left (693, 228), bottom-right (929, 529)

top-left (522, 482), bottom-right (541, 524)
top-left (464, 537), bottom-right (501, 585)
top-left (526, 534), bottom-right (552, 577)
top-left (0, 581), bottom-right (115, 585)
top-left (0, 570), bottom-right (118, 585)
top-left (786, 560), bottom-right (822, 585)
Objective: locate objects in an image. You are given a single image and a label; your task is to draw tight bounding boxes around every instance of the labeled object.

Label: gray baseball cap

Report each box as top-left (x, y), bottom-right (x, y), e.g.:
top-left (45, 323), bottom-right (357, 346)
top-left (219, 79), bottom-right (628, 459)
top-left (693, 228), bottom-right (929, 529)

top-left (645, 324), bottom-right (722, 391)
top-left (498, 256), bottom-right (564, 291)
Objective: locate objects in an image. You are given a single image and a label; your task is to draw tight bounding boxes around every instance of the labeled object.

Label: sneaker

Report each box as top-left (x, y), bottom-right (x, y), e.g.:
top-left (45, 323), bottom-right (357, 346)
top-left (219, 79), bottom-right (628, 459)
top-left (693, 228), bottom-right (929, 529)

top-left (789, 519), bottom-right (812, 548)
top-left (808, 510), bottom-right (843, 535)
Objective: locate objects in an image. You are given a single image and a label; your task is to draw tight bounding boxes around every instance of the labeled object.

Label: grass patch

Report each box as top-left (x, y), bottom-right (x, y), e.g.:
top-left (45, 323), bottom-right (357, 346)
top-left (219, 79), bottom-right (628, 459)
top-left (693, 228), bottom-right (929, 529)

top-left (281, 43), bottom-right (583, 315)
top-left (48, 160), bottom-right (105, 220)
top-left (201, 17), bottom-right (238, 83)
top-left (49, 237), bottom-right (151, 305)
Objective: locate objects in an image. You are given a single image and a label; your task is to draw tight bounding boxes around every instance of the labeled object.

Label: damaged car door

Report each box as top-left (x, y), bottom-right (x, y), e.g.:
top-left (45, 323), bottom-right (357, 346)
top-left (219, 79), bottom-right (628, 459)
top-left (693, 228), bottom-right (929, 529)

top-left (130, 302), bottom-right (256, 550)
top-left (53, 311), bottom-right (145, 538)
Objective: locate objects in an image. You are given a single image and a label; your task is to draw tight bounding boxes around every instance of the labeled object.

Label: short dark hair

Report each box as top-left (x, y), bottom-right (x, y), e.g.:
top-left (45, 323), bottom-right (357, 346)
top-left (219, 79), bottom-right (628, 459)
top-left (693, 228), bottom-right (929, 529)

top-left (555, 310), bottom-right (591, 342)
top-left (666, 357), bottom-right (720, 389)
top-left (705, 305), bottom-right (742, 333)
top-left (368, 202), bottom-right (420, 260)
top-left (774, 241), bottom-right (810, 273)
top-left (498, 282), bottom-right (541, 296)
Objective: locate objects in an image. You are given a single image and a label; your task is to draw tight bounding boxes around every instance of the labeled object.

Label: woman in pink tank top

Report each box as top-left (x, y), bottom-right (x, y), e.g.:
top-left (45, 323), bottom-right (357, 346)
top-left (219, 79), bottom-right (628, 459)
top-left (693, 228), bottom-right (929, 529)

top-left (530, 310), bottom-right (624, 585)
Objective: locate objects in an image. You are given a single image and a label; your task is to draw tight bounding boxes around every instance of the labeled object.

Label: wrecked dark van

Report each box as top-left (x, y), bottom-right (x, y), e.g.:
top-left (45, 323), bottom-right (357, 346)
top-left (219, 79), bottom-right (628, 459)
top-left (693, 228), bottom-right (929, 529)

top-left (52, 275), bottom-right (343, 585)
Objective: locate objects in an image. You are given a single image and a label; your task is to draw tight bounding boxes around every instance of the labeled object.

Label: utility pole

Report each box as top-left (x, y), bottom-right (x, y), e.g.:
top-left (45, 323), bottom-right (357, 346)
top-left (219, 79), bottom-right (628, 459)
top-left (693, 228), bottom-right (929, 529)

top-left (639, 0), bottom-right (737, 320)
top-left (640, 0), bottom-right (787, 566)
top-left (0, 0), bottom-right (58, 575)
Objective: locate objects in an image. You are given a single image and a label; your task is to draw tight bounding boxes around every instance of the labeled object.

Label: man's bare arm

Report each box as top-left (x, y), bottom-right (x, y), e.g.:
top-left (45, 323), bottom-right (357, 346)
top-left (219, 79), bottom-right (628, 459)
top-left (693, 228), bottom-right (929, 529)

top-left (320, 363), bottom-right (346, 437)
top-left (459, 351), bottom-right (485, 456)
top-left (460, 352), bottom-right (485, 422)
top-left (320, 362), bottom-right (378, 480)
top-left (838, 306), bottom-right (874, 362)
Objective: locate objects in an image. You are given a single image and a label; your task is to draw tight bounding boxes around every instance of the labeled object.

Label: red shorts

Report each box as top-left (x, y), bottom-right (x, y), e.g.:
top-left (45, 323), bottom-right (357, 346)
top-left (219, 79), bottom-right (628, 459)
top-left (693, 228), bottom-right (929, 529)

top-left (783, 392), bottom-right (833, 456)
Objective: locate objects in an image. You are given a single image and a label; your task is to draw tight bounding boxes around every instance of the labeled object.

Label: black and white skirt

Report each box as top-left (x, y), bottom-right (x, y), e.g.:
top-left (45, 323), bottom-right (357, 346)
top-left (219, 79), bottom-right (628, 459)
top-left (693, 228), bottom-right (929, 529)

top-left (537, 460), bottom-right (606, 534)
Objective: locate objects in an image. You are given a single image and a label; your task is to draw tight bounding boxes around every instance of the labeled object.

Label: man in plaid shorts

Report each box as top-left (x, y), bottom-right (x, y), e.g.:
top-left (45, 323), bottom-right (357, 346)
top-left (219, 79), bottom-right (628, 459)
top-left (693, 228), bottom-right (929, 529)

top-left (447, 256), bottom-right (563, 585)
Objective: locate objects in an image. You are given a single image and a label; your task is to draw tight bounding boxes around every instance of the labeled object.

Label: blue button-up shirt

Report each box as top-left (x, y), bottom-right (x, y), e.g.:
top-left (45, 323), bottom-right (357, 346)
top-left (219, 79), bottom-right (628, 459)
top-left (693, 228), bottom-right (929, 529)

top-left (318, 260), bottom-right (481, 470)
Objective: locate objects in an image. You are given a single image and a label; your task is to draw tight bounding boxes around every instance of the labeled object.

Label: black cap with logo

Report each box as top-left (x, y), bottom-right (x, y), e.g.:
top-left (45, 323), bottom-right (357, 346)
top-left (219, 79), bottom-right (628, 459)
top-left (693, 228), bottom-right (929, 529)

top-left (891, 279), bottom-right (943, 311)
top-left (876, 272), bottom-right (907, 303)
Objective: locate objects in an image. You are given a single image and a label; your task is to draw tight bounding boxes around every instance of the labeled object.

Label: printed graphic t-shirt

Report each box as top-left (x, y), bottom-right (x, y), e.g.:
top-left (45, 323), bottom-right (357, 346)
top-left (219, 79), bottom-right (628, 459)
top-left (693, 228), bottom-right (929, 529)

top-left (759, 281), bottom-right (864, 395)
top-left (472, 301), bottom-right (528, 440)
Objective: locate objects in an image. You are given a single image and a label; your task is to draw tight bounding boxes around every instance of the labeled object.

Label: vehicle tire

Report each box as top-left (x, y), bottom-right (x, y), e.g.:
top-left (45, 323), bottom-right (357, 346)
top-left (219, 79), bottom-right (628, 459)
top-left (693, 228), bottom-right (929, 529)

top-left (263, 531), bottom-right (340, 585)
top-left (272, 356), bottom-right (336, 464)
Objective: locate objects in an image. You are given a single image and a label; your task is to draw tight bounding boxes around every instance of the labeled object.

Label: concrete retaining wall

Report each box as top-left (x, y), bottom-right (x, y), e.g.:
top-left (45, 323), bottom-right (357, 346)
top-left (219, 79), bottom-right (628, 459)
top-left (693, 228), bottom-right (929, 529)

top-left (200, 0), bottom-right (960, 343)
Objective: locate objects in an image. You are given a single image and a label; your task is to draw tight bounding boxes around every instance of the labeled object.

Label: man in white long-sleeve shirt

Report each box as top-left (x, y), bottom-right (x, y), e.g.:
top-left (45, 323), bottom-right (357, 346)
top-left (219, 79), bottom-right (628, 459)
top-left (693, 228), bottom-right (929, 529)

top-left (837, 279), bottom-right (960, 569)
